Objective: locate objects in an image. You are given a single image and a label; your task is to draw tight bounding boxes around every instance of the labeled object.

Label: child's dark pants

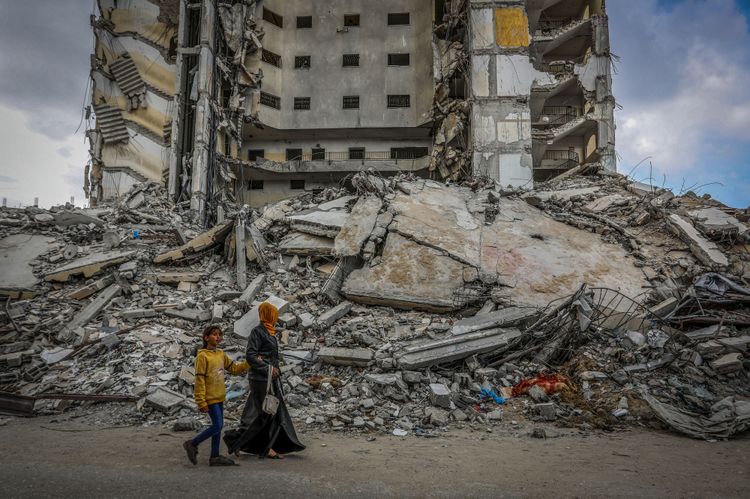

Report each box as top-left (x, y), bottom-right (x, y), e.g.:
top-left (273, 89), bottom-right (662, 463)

top-left (191, 403), bottom-right (224, 458)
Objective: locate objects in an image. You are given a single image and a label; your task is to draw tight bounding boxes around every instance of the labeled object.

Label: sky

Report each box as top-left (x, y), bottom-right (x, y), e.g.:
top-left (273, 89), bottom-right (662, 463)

top-left (0, 0), bottom-right (749, 208)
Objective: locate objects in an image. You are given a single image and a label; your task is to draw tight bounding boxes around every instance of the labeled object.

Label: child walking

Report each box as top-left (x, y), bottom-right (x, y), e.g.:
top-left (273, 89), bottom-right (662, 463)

top-left (183, 325), bottom-right (249, 466)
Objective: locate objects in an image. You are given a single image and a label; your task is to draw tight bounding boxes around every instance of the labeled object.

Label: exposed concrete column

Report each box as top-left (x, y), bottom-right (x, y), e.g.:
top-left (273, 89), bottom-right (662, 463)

top-left (189, 0), bottom-right (216, 221)
top-left (592, 15), bottom-right (616, 172)
top-left (469, 1), bottom-right (537, 188)
top-left (167, 0), bottom-right (188, 199)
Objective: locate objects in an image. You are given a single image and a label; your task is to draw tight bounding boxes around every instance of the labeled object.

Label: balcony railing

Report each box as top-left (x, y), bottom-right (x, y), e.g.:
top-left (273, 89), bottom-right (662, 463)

top-left (537, 18), bottom-right (575, 33)
top-left (543, 149), bottom-right (580, 162)
top-left (280, 150), bottom-right (429, 162)
top-left (538, 106), bottom-right (581, 126)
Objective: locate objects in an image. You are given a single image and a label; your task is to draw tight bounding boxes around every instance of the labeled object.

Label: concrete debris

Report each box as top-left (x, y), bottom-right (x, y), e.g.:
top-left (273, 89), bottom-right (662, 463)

top-left (334, 196), bottom-right (383, 257)
top-left (1, 171), bottom-right (749, 440)
top-left (667, 214), bottom-right (728, 269)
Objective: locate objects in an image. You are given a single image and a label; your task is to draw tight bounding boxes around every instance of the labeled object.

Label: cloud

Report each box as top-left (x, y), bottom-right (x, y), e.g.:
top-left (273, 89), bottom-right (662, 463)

top-left (609, 0), bottom-right (750, 207)
top-left (0, 105), bottom-right (87, 208)
top-left (0, 174), bottom-right (18, 183)
top-left (57, 146), bottom-right (73, 158)
top-left (0, 0), bottom-right (93, 140)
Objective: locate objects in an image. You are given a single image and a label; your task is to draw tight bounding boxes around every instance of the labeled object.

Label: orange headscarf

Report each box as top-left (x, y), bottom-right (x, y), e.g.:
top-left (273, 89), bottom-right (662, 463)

top-left (258, 302), bottom-right (279, 336)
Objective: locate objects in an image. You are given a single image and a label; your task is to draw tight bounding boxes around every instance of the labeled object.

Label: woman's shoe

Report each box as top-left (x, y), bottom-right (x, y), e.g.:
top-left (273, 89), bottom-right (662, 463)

top-left (209, 455), bottom-right (237, 466)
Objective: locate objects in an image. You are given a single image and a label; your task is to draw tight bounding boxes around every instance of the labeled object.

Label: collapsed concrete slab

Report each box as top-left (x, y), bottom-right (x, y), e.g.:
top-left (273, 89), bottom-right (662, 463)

top-left (667, 214), bottom-right (728, 268)
top-left (318, 346), bottom-right (372, 367)
top-left (316, 301), bottom-right (352, 329)
top-left (279, 232), bottom-right (334, 256)
top-left (45, 250), bottom-right (136, 283)
top-left (287, 209), bottom-right (348, 238)
top-left (688, 207), bottom-right (748, 240)
top-left (239, 274), bottom-right (266, 306)
top-left (482, 198), bottom-right (648, 307)
top-left (389, 181), bottom-right (481, 266)
top-left (397, 327), bottom-right (521, 369)
top-left (343, 232), bottom-right (467, 312)
top-left (334, 196), bottom-right (382, 257)
top-left (451, 307), bottom-right (537, 335)
top-left (60, 283), bottom-right (122, 341)
top-left (0, 234), bottom-right (53, 295)
top-left (153, 220), bottom-right (233, 264)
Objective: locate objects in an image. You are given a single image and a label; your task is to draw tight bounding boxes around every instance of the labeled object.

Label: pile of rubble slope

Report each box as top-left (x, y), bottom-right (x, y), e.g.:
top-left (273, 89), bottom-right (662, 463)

top-left (0, 169), bottom-right (748, 439)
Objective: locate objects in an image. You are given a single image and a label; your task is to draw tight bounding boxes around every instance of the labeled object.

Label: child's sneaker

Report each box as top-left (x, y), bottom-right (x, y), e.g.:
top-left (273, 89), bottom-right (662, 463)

top-left (183, 440), bottom-right (198, 465)
top-left (209, 455), bottom-right (237, 466)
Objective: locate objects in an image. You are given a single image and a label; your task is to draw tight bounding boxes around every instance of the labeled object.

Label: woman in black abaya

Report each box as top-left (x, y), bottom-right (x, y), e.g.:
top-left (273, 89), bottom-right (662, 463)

top-left (224, 302), bottom-right (305, 459)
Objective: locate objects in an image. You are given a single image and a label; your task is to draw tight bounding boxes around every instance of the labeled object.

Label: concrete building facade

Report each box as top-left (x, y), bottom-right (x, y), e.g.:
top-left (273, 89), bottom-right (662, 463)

top-left (86, 0), bottom-right (615, 220)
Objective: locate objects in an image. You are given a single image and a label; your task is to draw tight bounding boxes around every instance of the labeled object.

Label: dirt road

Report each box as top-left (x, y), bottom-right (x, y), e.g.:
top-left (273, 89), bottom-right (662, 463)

top-left (0, 415), bottom-right (748, 498)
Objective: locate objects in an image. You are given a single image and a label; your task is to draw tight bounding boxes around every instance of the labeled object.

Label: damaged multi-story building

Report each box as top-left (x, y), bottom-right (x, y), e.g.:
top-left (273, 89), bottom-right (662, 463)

top-left (86, 0), bottom-right (615, 222)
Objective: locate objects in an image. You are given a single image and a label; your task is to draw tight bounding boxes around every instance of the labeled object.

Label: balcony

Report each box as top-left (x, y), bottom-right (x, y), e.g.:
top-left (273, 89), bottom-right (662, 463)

top-left (533, 17), bottom-right (592, 61)
top-left (534, 106), bottom-right (582, 127)
top-left (248, 150), bottom-right (431, 175)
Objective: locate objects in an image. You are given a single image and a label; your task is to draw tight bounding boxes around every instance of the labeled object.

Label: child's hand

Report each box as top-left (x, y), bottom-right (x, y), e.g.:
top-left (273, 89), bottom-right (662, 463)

top-left (272, 367), bottom-right (280, 378)
top-left (199, 406), bottom-right (209, 413)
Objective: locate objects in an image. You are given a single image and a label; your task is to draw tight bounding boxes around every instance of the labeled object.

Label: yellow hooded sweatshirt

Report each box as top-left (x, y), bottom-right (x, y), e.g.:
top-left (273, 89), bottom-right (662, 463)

top-left (194, 349), bottom-right (249, 410)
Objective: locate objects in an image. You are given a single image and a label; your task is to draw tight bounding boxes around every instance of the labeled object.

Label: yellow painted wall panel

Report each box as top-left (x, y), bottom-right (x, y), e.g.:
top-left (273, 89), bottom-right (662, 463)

top-left (129, 51), bottom-right (176, 95)
top-left (495, 8), bottom-right (530, 47)
top-left (110, 9), bottom-right (174, 49)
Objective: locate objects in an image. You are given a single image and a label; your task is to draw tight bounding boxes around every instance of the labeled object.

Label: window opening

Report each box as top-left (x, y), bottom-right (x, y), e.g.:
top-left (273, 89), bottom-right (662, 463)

top-left (387, 94), bottom-right (410, 108)
top-left (294, 97), bottom-right (311, 110)
top-left (286, 148), bottom-right (303, 161)
top-left (296, 16), bottom-right (312, 28)
top-left (344, 14), bottom-right (360, 26)
top-left (343, 95), bottom-right (360, 109)
top-left (260, 91), bottom-right (280, 109)
top-left (263, 8), bottom-right (283, 28)
top-left (349, 147), bottom-right (365, 159)
top-left (388, 53), bottom-right (410, 66)
top-left (294, 56), bottom-right (311, 69)
top-left (343, 54), bottom-right (360, 67)
top-left (388, 13), bottom-right (410, 25)
top-left (290, 179), bottom-right (306, 190)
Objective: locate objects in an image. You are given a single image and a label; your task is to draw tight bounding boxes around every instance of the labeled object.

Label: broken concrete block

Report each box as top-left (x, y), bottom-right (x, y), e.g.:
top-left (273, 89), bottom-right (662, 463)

top-left (451, 307), bottom-right (537, 335)
top-left (429, 383), bottom-right (452, 409)
top-left (53, 210), bottom-right (104, 227)
top-left (153, 220), bottom-right (233, 264)
top-left (121, 308), bottom-right (157, 321)
top-left (287, 208), bottom-right (349, 239)
top-left (697, 336), bottom-right (750, 356)
top-left (534, 402), bottom-right (556, 421)
top-left (177, 281), bottom-right (198, 292)
top-left (66, 275), bottom-right (115, 301)
top-left (179, 366), bottom-right (195, 385)
top-left (40, 347), bottom-right (74, 365)
top-left (710, 353), bottom-right (744, 374)
top-left (334, 196), bottom-right (383, 257)
top-left (667, 214), bottom-right (728, 268)
top-left (164, 308), bottom-right (211, 322)
top-left (60, 284), bottom-right (122, 341)
top-left (149, 272), bottom-right (202, 285)
top-left (46, 251), bottom-right (136, 282)
top-left (528, 385), bottom-right (548, 402)
top-left (688, 207), bottom-right (748, 240)
top-left (212, 303), bottom-right (224, 320)
top-left (684, 325), bottom-right (722, 341)
top-left (397, 328), bottom-right (522, 370)
top-left (145, 387), bottom-right (186, 413)
top-left (425, 406), bottom-right (449, 426)
top-left (279, 232), bottom-right (334, 256)
top-left (316, 301), bottom-right (352, 329)
top-left (278, 313), bottom-right (297, 327)
top-left (317, 347), bottom-right (372, 367)
top-left (239, 274), bottom-right (266, 306)
top-left (233, 295), bottom-right (290, 338)
top-left (298, 312), bottom-right (314, 328)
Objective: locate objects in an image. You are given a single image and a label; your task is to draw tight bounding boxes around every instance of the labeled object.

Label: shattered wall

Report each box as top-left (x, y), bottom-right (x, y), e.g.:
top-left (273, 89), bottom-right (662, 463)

top-left (469, 0), bottom-right (616, 187)
top-left (88, 0), bottom-right (179, 205)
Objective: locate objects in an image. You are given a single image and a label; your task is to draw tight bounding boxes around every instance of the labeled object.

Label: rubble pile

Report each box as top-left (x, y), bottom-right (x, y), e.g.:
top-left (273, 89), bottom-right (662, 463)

top-left (1, 170), bottom-right (748, 440)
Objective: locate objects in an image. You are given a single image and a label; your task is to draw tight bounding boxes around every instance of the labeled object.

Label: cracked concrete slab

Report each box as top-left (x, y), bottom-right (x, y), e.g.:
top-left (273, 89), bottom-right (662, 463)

top-left (482, 198), bottom-right (648, 307)
top-left (0, 234), bottom-right (54, 293)
top-left (389, 180), bottom-right (481, 266)
top-left (342, 232), bottom-right (467, 311)
top-left (334, 196), bottom-right (382, 257)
